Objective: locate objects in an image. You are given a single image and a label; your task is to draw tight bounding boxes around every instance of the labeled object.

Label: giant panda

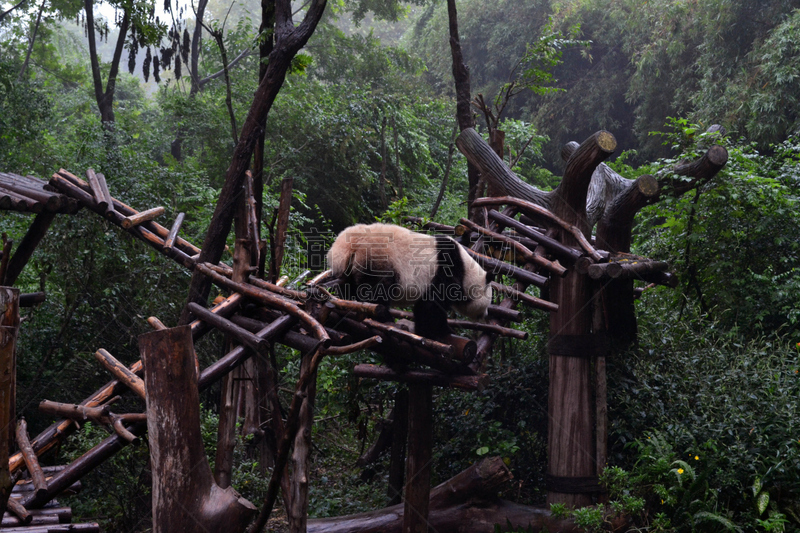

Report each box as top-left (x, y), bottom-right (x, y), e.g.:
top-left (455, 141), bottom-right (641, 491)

top-left (327, 223), bottom-right (492, 339)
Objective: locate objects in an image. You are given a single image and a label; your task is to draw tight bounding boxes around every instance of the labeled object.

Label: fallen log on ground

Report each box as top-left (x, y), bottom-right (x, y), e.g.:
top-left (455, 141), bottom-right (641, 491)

top-left (307, 456), bottom-right (585, 533)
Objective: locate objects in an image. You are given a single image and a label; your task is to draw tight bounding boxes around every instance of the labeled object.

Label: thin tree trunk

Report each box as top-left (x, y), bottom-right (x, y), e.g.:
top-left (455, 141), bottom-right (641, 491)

top-left (179, 0), bottom-right (327, 326)
top-left (446, 0), bottom-right (479, 212)
top-left (84, 0), bottom-right (130, 127)
top-left (430, 123), bottom-right (457, 219)
top-left (17, 0), bottom-right (45, 81)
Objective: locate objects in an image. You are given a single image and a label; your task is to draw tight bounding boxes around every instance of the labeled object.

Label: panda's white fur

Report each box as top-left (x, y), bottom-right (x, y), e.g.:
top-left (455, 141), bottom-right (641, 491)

top-left (328, 223), bottom-right (492, 338)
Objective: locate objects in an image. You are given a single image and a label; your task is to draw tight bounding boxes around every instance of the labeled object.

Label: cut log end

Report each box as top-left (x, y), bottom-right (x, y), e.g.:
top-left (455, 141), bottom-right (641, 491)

top-left (707, 144), bottom-right (729, 167)
top-left (636, 174), bottom-right (659, 197)
top-left (596, 131), bottom-right (617, 153)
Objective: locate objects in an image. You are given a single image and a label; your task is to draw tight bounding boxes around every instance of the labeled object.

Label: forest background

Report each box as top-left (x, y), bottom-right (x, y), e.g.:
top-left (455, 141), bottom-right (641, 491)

top-left (1, 0), bottom-right (800, 531)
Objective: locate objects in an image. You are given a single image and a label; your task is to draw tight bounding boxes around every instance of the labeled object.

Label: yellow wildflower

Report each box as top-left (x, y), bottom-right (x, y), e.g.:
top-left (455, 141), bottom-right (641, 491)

top-left (677, 468), bottom-right (684, 474)
top-left (695, 455), bottom-right (699, 460)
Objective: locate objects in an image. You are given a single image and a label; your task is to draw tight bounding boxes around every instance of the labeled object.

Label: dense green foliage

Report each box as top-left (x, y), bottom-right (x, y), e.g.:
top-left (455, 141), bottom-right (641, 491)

top-left (2, 0), bottom-right (800, 531)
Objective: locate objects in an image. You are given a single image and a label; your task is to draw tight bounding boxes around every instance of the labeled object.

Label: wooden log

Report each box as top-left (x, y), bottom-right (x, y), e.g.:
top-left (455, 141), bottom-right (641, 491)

top-left (93, 349), bottom-right (146, 400)
top-left (661, 144), bottom-right (728, 195)
top-left (474, 197), bottom-right (603, 262)
top-left (195, 263), bottom-right (330, 346)
top-left (459, 218), bottom-right (567, 276)
top-left (487, 210), bottom-right (582, 264)
top-left (446, 320), bottom-right (528, 339)
top-left (189, 293), bottom-right (243, 341)
top-left (15, 419), bottom-right (47, 501)
top-left (403, 382), bottom-right (433, 533)
top-left (85, 169), bottom-right (107, 211)
top-left (587, 262), bottom-right (624, 280)
top-left (0, 287), bottom-right (19, 517)
top-left (49, 175), bottom-right (195, 269)
top-left (0, 236), bottom-right (12, 286)
top-left (197, 314), bottom-right (297, 391)
top-left (121, 206), bottom-right (165, 229)
top-left (547, 131), bottom-right (615, 508)
top-left (18, 293), bottom-right (46, 307)
top-left (362, 319), bottom-right (454, 356)
top-left (0, 525), bottom-right (100, 533)
top-left (187, 302), bottom-right (270, 355)
top-left (94, 172), bottom-right (114, 213)
top-left (3, 498), bottom-right (31, 525)
top-left (1, 506), bottom-right (70, 526)
top-left (248, 274), bottom-right (308, 300)
top-left (353, 365), bottom-right (488, 391)
top-left (0, 190), bottom-right (40, 213)
top-left (0, 174), bottom-right (62, 211)
top-left (490, 282), bottom-right (558, 313)
top-left (163, 212), bottom-right (185, 251)
top-left (13, 306), bottom-right (282, 507)
top-left (322, 336), bottom-right (382, 355)
top-left (7, 355), bottom-right (143, 476)
top-left (308, 456), bottom-right (519, 533)
top-left (140, 326), bottom-right (257, 533)
top-left (487, 304), bottom-right (522, 323)
top-left (56, 169), bottom-right (200, 255)
top-left (4, 210), bottom-right (56, 287)
top-left (387, 390), bottom-right (408, 506)
top-left (455, 127), bottom-right (550, 207)
top-left (462, 248), bottom-right (548, 288)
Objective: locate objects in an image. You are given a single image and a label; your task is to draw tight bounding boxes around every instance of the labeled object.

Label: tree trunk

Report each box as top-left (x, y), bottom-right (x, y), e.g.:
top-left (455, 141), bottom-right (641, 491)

top-left (140, 326), bottom-right (257, 533)
top-left (445, 0), bottom-right (480, 213)
top-left (179, 0), bottom-right (327, 326)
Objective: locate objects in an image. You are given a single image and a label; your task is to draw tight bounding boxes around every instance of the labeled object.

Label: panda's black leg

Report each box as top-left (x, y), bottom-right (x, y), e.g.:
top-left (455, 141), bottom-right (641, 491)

top-left (413, 299), bottom-right (450, 340)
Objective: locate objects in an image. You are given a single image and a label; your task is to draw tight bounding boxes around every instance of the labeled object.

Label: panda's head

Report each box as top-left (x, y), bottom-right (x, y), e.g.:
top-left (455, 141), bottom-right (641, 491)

top-left (451, 245), bottom-right (493, 320)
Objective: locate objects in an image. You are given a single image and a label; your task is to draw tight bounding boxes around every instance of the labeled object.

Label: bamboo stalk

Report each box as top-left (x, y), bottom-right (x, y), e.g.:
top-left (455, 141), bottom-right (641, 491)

top-left (93, 349), bottom-right (146, 400)
top-left (121, 206), bottom-right (165, 229)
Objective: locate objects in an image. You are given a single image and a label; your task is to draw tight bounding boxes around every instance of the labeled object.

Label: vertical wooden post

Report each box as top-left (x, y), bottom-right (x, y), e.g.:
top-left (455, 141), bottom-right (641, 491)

top-left (547, 131), bottom-right (615, 508)
top-left (214, 367), bottom-right (241, 488)
top-left (0, 287), bottom-right (19, 516)
top-left (387, 388), bottom-right (408, 506)
top-left (140, 326), bottom-right (256, 533)
top-left (402, 383), bottom-right (432, 533)
top-left (287, 348), bottom-right (317, 533)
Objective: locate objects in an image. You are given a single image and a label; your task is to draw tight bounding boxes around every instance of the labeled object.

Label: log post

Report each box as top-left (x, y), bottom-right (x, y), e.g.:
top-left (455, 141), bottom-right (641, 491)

top-left (403, 383), bottom-right (433, 533)
top-left (547, 131), bottom-right (616, 508)
top-left (0, 287), bottom-right (19, 516)
top-left (140, 326), bottom-right (257, 533)
top-left (387, 388), bottom-right (408, 506)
